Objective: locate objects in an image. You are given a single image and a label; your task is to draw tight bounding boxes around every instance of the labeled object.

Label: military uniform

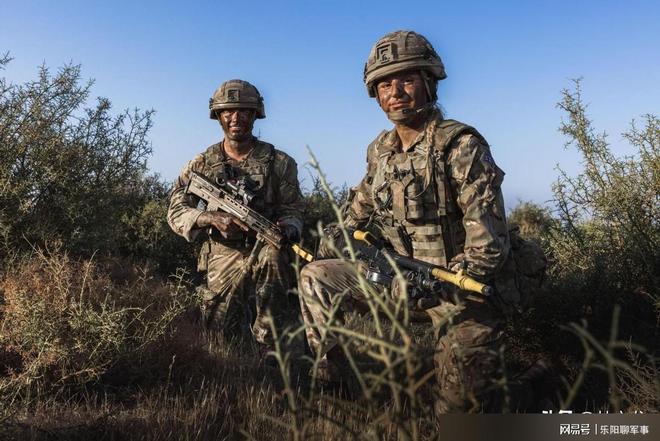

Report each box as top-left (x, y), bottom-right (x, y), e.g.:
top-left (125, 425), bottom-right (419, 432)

top-left (299, 31), bottom-right (516, 412)
top-left (168, 80), bottom-right (304, 345)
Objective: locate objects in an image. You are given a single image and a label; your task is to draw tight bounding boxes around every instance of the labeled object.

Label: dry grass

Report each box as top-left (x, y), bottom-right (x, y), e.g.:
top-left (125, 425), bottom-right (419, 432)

top-left (0, 312), bottom-right (429, 440)
top-left (0, 248), bottom-right (657, 441)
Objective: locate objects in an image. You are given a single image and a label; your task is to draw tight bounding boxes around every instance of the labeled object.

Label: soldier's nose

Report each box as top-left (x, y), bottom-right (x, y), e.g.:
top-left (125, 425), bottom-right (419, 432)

top-left (390, 80), bottom-right (404, 98)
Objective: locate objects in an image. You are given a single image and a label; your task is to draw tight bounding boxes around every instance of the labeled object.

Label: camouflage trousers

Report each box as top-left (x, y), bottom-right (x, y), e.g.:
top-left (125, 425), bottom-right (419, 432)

top-left (200, 240), bottom-right (296, 345)
top-left (298, 258), bottom-right (504, 412)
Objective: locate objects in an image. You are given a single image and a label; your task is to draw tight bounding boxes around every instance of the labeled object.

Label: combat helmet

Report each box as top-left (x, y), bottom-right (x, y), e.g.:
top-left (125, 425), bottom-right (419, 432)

top-left (209, 79), bottom-right (265, 119)
top-left (364, 31), bottom-right (446, 100)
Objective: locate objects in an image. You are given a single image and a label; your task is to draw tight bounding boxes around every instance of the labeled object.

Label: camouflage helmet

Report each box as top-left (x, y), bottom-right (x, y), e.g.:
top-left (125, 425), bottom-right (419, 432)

top-left (364, 31), bottom-right (447, 98)
top-left (209, 79), bottom-right (265, 120)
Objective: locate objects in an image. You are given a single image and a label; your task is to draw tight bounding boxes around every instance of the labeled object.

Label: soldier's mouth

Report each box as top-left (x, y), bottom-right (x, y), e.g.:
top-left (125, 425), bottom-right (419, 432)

top-left (390, 102), bottom-right (411, 110)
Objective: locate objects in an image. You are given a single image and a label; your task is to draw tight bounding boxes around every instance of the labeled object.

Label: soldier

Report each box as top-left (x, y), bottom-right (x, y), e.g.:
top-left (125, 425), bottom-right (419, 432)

top-left (299, 31), bottom-right (518, 412)
top-left (168, 79), bottom-right (304, 348)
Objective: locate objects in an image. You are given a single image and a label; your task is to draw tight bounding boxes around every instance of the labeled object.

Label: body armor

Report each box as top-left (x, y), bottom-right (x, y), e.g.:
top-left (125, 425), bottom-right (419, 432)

top-left (367, 118), bottom-right (489, 269)
top-left (199, 141), bottom-right (276, 216)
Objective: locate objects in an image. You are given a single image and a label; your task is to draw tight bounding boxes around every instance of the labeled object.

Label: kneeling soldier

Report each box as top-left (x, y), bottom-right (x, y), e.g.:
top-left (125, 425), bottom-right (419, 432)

top-left (299, 31), bottom-right (518, 412)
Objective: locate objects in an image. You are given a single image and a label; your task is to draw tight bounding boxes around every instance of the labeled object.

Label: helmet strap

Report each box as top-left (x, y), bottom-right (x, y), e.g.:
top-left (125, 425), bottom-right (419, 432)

top-left (420, 71), bottom-right (438, 102)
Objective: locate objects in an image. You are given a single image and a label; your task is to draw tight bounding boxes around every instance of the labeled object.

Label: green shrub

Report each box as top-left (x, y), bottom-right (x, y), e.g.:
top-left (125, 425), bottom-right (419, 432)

top-left (508, 201), bottom-right (555, 244)
top-left (0, 55), bottom-right (196, 274)
top-left (506, 81), bottom-right (659, 412)
top-left (299, 173), bottom-right (348, 248)
top-left (551, 80), bottom-right (659, 300)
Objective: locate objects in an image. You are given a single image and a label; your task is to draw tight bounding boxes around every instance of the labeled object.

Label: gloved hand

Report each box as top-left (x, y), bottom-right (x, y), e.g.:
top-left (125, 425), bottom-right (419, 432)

top-left (390, 276), bottom-right (443, 311)
top-left (448, 253), bottom-right (467, 273)
top-left (197, 211), bottom-right (249, 236)
top-left (277, 221), bottom-right (300, 242)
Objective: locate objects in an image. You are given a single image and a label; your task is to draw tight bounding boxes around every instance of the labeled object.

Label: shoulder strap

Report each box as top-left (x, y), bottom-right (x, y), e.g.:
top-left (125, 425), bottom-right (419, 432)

top-left (430, 119), bottom-right (488, 262)
top-left (433, 119), bottom-right (488, 158)
top-left (201, 142), bottom-right (223, 166)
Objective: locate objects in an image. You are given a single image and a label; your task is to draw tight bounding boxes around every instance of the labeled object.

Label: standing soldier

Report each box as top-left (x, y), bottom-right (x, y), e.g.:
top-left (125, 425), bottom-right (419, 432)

top-left (168, 79), bottom-right (304, 349)
top-left (299, 31), bottom-right (519, 412)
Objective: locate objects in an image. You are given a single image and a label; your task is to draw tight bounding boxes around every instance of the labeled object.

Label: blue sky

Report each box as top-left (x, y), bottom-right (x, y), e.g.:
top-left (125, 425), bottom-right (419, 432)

top-left (2, 0), bottom-right (659, 210)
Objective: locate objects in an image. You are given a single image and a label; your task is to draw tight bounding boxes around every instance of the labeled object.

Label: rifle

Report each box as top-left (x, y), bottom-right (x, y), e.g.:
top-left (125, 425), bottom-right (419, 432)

top-left (351, 230), bottom-right (493, 305)
top-left (186, 171), bottom-right (313, 262)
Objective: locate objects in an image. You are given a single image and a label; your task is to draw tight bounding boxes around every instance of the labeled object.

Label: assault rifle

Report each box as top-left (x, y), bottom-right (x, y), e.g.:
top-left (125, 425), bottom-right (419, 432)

top-left (186, 171), bottom-right (313, 262)
top-left (351, 230), bottom-right (493, 305)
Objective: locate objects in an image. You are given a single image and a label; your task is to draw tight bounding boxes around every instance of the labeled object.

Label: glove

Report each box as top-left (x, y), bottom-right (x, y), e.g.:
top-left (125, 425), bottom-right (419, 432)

top-left (449, 253), bottom-right (467, 273)
top-left (277, 221), bottom-right (300, 242)
top-left (390, 276), bottom-right (442, 311)
top-left (197, 211), bottom-right (248, 236)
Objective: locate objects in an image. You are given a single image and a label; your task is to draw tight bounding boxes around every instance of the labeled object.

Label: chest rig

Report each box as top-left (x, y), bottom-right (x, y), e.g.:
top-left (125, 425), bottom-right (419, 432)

top-left (370, 118), bottom-right (486, 268)
top-left (198, 141), bottom-right (278, 249)
top-left (200, 140), bottom-right (277, 218)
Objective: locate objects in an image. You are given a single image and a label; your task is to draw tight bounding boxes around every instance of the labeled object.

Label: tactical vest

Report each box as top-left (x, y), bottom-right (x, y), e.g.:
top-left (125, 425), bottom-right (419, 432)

top-left (201, 141), bottom-right (277, 214)
top-left (199, 140), bottom-right (279, 249)
top-left (370, 118), bottom-right (487, 268)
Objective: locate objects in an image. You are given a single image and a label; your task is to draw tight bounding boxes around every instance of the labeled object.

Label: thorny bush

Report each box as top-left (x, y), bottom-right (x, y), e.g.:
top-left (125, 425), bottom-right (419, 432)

top-left (0, 247), bottom-right (195, 417)
top-left (0, 54), bottom-right (196, 274)
top-left (506, 80), bottom-right (658, 412)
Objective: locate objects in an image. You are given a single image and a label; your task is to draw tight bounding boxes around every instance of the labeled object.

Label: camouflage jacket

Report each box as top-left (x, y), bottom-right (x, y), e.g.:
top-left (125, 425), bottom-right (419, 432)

top-left (346, 110), bottom-right (510, 284)
top-left (168, 139), bottom-right (304, 260)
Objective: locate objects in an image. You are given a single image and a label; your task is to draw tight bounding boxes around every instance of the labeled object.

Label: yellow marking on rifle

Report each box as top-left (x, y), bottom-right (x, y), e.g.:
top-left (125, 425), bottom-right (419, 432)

top-left (353, 229), bottom-right (492, 297)
top-left (430, 267), bottom-right (490, 297)
top-left (291, 244), bottom-right (313, 262)
top-left (353, 230), bottom-right (373, 245)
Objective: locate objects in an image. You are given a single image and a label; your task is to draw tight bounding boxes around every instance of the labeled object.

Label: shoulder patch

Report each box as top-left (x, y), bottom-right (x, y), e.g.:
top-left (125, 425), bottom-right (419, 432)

top-left (481, 150), bottom-right (496, 167)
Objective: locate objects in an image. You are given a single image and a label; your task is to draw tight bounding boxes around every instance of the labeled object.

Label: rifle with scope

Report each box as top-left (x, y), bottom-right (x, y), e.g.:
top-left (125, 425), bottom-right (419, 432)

top-left (185, 170), bottom-right (313, 262)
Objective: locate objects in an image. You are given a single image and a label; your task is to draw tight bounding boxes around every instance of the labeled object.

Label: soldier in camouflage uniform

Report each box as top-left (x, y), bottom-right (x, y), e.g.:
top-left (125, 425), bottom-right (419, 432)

top-left (299, 31), bottom-right (517, 412)
top-left (168, 79), bottom-right (304, 347)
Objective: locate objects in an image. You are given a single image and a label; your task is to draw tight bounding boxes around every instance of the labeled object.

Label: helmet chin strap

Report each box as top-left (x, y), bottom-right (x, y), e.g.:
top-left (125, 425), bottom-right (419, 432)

top-left (387, 103), bottom-right (435, 124)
